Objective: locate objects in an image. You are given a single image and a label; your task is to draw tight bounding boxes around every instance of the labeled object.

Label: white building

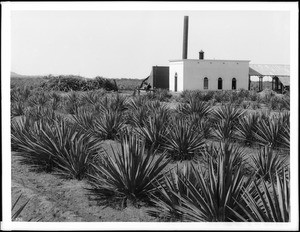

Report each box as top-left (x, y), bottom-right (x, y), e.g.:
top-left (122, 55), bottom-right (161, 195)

top-left (169, 58), bottom-right (250, 92)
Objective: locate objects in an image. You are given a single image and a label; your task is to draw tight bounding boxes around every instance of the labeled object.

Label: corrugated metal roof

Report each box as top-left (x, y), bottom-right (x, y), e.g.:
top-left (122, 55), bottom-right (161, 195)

top-left (249, 64), bottom-right (290, 76)
top-left (278, 76), bottom-right (290, 86)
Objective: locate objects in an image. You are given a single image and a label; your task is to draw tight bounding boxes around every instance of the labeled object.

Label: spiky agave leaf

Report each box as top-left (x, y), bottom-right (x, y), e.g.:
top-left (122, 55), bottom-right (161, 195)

top-left (229, 168), bottom-right (290, 222)
top-left (12, 194), bottom-right (31, 221)
top-left (86, 133), bottom-right (170, 207)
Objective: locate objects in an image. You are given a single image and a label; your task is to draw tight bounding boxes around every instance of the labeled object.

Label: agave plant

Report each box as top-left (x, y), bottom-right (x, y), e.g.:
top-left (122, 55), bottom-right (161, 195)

top-left (150, 142), bottom-right (251, 222)
top-left (250, 146), bottom-right (288, 182)
top-left (210, 104), bottom-right (244, 142)
top-left (230, 169), bottom-right (290, 222)
top-left (255, 114), bottom-right (290, 149)
top-left (27, 91), bottom-right (49, 108)
top-left (163, 117), bottom-right (206, 161)
top-left (148, 162), bottom-right (201, 221)
top-left (11, 101), bottom-right (26, 118)
top-left (211, 103), bottom-right (244, 123)
top-left (11, 117), bottom-right (56, 172)
top-left (235, 112), bottom-right (259, 145)
top-left (72, 108), bottom-right (95, 133)
top-left (134, 107), bottom-right (171, 151)
top-left (187, 113), bottom-right (213, 139)
top-left (49, 91), bottom-right (61, 111)
top-left (86, 133), bottom-right (170, 207)
top-left (109, 93), bottom-right (129, 112)
top-left (41, 120), bottom-right (101, 180)
top-left (64, 91), bottom-right (83, 115)
top-left (177, 97), bottom-right (211, 119)
top-left (93, 109), bottom-right (126, 140)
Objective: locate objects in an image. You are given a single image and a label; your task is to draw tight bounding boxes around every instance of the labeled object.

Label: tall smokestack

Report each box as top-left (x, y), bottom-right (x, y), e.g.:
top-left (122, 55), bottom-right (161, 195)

top-left (182, 16), bottom-right (189, 59)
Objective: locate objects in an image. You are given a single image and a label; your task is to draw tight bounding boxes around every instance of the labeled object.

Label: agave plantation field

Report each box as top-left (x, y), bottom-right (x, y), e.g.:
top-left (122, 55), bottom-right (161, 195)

top-left (10, 75), bottom-right (290, 222)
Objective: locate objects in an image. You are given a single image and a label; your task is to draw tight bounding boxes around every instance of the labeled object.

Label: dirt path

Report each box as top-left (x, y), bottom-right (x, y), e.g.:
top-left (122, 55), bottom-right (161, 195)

top-left (11, 154), bottom-right (158, 222)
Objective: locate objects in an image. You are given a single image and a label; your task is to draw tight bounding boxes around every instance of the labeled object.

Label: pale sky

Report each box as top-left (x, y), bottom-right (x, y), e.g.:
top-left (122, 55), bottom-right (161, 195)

top-left (11, 10), bottom-right (290, 79)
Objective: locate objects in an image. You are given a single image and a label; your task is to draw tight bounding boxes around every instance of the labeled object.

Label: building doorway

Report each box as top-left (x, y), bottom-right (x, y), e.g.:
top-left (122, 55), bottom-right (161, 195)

top-left (218, 77), bottom-right (223, 90)
top-left (232, 78), bottom-right (237, 90)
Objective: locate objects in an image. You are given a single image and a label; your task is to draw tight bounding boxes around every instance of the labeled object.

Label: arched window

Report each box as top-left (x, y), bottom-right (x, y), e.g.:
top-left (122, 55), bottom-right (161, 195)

top-left (174, 73), bottom-right (178, 92)
top-left (218, 77), bottom-right (223, 90)
top-left (204, 77), bottom-right (208, 89)
top-left (232, 78), bottom-right (237, 90)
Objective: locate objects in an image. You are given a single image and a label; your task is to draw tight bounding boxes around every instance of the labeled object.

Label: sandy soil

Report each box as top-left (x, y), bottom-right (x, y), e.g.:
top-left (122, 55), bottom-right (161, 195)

top-left (11, 154), bottom-right (159, 222)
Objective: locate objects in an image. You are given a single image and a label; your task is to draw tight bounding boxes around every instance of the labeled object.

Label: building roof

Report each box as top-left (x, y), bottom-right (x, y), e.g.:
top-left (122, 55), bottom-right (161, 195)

top-left (169, 59), bottom-right (250, 62)
top-left (249, 64), bottom-right (290, 76)
top-left (278, 76), bottom-right (290, 86)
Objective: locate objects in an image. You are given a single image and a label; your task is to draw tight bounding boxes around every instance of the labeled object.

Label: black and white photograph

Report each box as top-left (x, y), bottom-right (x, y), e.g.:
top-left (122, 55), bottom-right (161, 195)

top-left (1, 1), bottom-right (298, 231)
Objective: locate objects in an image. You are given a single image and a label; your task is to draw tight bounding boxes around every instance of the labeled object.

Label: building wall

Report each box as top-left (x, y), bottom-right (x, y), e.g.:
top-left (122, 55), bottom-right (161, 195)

top-left (169, 61), bottom-right (184, 92)
top-left (169, 59), bottom-right (250, 91)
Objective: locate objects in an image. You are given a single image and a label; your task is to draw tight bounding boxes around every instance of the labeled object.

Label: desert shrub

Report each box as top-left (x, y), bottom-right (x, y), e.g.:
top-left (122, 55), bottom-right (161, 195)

top-left (91, 76), bottom-right (118, 91)
top-left (86, 133), bottom-right (170, 207)
top-left (163, 117), bottom-right (206, 161)
top-left (40, 75), bottom-right (118, 92)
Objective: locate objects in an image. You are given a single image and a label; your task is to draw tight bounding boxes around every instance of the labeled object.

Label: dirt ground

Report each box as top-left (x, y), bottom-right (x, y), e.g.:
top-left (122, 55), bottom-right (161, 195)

top-left (11, 154), bottom-right (159, 222)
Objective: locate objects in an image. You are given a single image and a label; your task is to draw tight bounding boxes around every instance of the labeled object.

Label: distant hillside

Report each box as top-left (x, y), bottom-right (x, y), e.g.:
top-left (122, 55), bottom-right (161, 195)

top-left (11, 71), bottom-right (46, 78)
top-left (11, 72), bottom-right (24, 78)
